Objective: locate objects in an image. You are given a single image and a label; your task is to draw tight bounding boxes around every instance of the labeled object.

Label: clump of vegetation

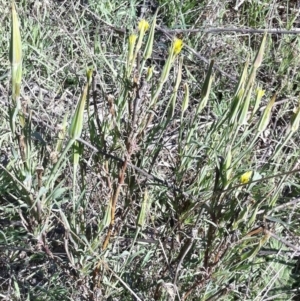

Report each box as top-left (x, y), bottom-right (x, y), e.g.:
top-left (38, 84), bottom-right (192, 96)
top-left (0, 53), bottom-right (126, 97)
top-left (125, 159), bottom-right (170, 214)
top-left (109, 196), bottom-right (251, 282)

top-left (1, 1), bottom-right (300, 300)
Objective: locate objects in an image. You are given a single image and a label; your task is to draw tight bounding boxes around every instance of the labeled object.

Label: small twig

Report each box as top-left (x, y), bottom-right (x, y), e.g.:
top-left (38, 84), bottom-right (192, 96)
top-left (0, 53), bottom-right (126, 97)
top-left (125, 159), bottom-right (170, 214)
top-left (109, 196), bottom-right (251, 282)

top-left (102, 157), bottom-right (128, 250)
top-left (0, 164), bottom-right (32, 194)
top-left (270, 198), bottom-right (300, 212)
top-left (0, 245), bottom-right (33, 252)
top-left (258, 248), bottom-right (300, 256)
top-left (132, 77), bottom-right (146, 127)
top-left (173, 232), bottom-right (196, 285)
top-left (84, 6), bottom-right (300, 36)
top-left (157, 26), bottom-right (300, 35)
top-left (266, 229), bottom-right (300, 253)
top-left (92, 72), bottom-right (102, 134)
top-left (105, 264), bottom-right (142, 301)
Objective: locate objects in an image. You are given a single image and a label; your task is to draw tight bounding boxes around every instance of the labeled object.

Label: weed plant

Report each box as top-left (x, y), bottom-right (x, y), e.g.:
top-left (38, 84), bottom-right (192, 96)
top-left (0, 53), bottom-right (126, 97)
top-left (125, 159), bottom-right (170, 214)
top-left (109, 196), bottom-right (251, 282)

top-left (1, 1), bottom-right (300, 300)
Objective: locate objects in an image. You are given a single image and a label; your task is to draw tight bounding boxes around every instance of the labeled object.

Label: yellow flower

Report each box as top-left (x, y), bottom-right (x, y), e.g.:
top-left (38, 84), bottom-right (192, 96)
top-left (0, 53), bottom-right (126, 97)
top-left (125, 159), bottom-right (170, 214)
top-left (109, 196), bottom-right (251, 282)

top-left (240, 171), bottom-right (252, 184)
top-left (171, 38), bottom-right (184, 56)
top-left (146, 66), bottom-right (154, 81)
top-left (128, 34), bottom-right (137, 63)
top-left (129, 34), bottom-right (137, 47)
top-left (256, 88), bottom-right (265, 98)
top-left (138, 19), bottom-right (149, 32)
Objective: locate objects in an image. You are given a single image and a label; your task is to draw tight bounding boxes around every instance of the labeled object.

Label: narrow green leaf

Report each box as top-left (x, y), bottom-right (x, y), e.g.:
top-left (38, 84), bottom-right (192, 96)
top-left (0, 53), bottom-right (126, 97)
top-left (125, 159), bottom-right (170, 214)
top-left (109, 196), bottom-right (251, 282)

top-left (56, 113), bottom-right (69, 152)
top-left (240, 245), bottom-right (259, 261)
top-left (232, 206), bottom-right (248, 230)
top-left (248, 205), bottom-right (259, 227)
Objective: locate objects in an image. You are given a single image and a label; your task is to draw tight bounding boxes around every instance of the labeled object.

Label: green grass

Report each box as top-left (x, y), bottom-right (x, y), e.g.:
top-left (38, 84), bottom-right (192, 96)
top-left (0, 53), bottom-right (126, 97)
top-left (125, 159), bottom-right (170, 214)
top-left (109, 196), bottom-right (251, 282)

top-left (1, 0), bottom-right (300, 300)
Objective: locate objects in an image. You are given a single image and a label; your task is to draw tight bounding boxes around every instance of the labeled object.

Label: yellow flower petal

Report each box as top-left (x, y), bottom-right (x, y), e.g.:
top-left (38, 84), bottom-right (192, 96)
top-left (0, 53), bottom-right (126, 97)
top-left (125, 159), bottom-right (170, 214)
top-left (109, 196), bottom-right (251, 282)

top-left (172, 38), bottom-right (184, 55)
top-left (129, 34), bottom-right (137, 46)
top-left (146, 65), bottom-right (154, 81)
top-left (240, 171), bottom-right (253, 184)
top-left (138, 19), bottom-right (149, 32)
top-left (256, 89), bottom-right (265, 98)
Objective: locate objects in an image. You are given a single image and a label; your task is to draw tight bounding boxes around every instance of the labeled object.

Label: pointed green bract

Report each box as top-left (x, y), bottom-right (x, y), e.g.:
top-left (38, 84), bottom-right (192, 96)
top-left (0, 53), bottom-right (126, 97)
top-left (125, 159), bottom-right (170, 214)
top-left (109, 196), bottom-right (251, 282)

top-left (135, 19), bottom-right (149, 55)
top-left (252, 87), bottom-right (265, 117)
top-left (195, 60), bottom-right (214, 116)
top-left (69, 68), bottom-right (93, 224)
top-left (253, 33), bottom-right (267, 69)
top-left (182, 83), bottom-right (189, 114)
top-left (229, 89), bottom-right (244, 125)
top-left (234, 59), bottom-right (248, 97)
top-left (228, 60), bottom-right (248, 125)
top-left (236, 35), bottom-right (266, 126)
top-left (143, 11), bottom-right (157, 60)
top-left (238, 85), bottom-right (253, 125)
top-left (10, 1), bottom-right (22, 107)
top-left (69, 71), bottom-right (90, 140)
top-left (9, 1), bottom-right (23, 133)
top-left (167, 56), bottom-right (183, 119)
top-left (127, 34), bottom-right (137, 73)
top-left (137, 189), bottom-right (149, 228)
top-left (222, 146), bottom-right (232, 188)
top-left (258, 94), bottom-right (276, 132)
top-left (290, 104), bottom-right (300, 132)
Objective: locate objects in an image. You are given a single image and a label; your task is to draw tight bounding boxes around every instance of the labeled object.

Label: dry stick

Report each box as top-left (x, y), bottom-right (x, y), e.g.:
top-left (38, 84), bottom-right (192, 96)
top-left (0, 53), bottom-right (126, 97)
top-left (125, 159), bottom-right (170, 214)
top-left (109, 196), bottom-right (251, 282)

top-left (105, 264), bottom-right (142, 301)
top-left (268, 198), bottom-right (300, 213)
top-left (84, 6), bottom-right (300, 36)
top-left (102, 157), bottom-right (128, 250)
top-left (173, 232), bottom-right (196, 285)
top-left (91, 73), bottom-right (113, 191)
top-left (157, 26), bottom-right (300, 35)
top-left (265, 229), bottom-right (300, 253)
top-left (92, 72), bottom-right (102, 136)
top-left (102, 77), bottom-right (141, 249)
